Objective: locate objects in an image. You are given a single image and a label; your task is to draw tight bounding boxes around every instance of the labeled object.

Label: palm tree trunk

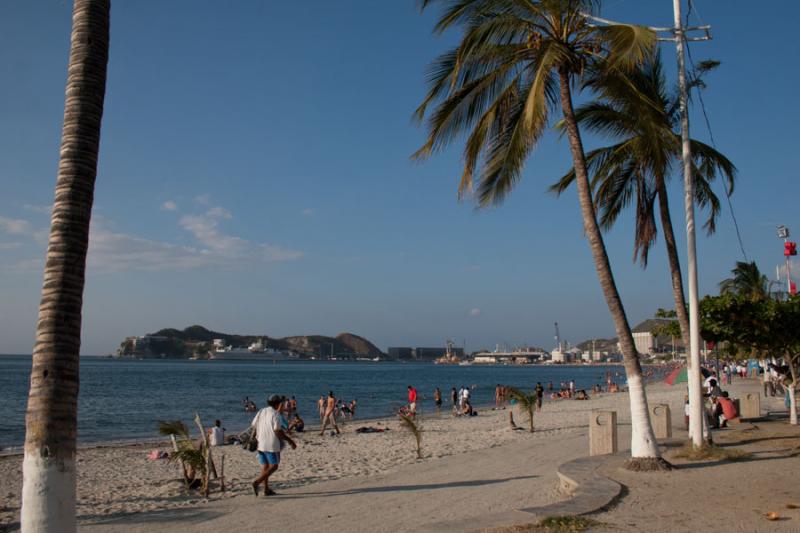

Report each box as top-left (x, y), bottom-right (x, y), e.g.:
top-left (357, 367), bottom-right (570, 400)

top-left (21, 1), bottom-right (109, 531)
top-left (655, 176), bottom-right (691, 350)
top-left (557, 68), bottom-right (660, 460)
top-left (787, 353), bottom-right (798, 426)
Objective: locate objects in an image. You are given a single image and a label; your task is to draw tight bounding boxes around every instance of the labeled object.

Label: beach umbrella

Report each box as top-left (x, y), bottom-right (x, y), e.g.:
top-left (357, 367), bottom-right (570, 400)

top-left (664, 365), bottom-right (711, 385)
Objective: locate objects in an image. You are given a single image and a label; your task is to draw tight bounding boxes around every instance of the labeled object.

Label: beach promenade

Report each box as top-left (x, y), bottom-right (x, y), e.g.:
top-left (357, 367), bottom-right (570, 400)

top-left (2, 377), bottom-right (796, 532)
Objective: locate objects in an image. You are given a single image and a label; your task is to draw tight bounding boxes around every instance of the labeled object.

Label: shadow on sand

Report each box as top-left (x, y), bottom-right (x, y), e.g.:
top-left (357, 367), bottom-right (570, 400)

top-left (275, 473), bottom-right (539, 500)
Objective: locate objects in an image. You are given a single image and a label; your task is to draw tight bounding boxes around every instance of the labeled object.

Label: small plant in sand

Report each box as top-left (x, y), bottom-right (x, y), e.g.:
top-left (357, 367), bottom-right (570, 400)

top-left (398, 413), bottom-right (422, 459)
top-left (672, 441), bottom-right (751, 462)
top-left (485, 515), bottom-right (601, 532)
top-left (157, 420), bottom-right (207, 488)
top-left (509, 388), bottom-right (537, 433)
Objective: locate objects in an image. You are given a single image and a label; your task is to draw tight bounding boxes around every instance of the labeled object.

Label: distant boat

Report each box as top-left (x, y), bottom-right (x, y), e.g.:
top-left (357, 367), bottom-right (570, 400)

top-left (248, 338), bottom-right (269, 353)
top-left (209, 339), bottom-right (290, 361)
top-left (434, 339), bottom-right (462, 365)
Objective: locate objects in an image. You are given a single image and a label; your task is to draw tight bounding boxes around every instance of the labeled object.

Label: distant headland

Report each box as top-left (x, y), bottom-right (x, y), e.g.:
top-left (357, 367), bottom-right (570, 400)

top-left (117, 325), bottom-right (384, 360)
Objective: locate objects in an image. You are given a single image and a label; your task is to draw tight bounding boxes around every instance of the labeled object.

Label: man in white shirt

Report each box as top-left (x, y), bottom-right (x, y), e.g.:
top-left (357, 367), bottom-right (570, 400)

top-left (208, 419), bottom-right (224, 446)
top-left (251, 394), bottom-right (297, 497)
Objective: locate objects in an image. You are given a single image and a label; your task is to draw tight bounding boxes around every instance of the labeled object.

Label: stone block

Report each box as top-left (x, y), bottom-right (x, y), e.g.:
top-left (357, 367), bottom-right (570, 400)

top-left (649, 403), bottom-right (672, 439)
top-left (740, 392), bottom-right (761, 419)
top-left (589, 410), bottom-right (617, 456)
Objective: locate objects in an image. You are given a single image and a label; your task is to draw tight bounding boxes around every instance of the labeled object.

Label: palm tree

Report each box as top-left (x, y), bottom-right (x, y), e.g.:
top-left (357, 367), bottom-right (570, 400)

top-left (21, 1), bottom-right (110, 531)
top-left (550, 52), bottom-right (736, 352)
top-left (415, 0), bottom-right (665, 466)
top-left (719, 261), bottom-right (771, 300)
top-left (509, 388), bottom-right (536, 432)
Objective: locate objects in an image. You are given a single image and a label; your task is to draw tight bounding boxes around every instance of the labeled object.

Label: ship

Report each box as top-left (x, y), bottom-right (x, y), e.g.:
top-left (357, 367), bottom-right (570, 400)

top-left (208, 338), bottom-right (294, 361)
top-left (434, 339), bottom-right (462, 365)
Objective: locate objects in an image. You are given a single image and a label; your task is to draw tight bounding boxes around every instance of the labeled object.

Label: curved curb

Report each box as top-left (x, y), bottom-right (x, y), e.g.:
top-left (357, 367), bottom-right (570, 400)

top-left (419, 454), bottom-right (623, 533)
top-left (518, 454), bottom-right (622, 517)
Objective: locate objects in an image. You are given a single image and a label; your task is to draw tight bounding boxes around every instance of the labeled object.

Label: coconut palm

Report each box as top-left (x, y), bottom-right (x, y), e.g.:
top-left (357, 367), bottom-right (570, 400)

top-left (21, 1), bottom-right (110, 531)
top-left (550, 51), bottom-right (736, 352)
top-left (719, 261), bottom-right (771, 300)
top-left (415, 0), bottom-right (664, 465)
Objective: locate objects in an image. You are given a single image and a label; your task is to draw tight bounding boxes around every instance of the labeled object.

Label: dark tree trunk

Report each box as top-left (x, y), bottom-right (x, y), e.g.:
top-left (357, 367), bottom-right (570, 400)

top-left (655, 175), bottom-right (691, 351)
top-left (21, 1), bottom-right (110, 531)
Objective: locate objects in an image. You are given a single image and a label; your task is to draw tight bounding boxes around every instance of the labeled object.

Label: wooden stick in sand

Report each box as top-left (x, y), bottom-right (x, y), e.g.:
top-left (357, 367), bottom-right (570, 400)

top-left (193, 413), bottom-right (213, 497)
top-left (169, 434), bottom-right (190, 488)
top-left (219, 454), bottom-right (226, 493)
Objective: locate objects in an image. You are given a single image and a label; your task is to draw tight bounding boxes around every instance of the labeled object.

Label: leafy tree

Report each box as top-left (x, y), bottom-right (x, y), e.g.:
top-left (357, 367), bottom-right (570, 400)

top-left (551, 52), bottom-right (735, 351)
top-left (700, 294), bottom-right (800, 424)
top-left (22, 1), bottom-right (110, 531)
top-left (416, 0), bottom-right (665, 467)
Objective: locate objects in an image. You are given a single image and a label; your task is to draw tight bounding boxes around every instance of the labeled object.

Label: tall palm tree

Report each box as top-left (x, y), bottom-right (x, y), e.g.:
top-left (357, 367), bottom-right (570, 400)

top-left (719, 261), bottom-right (771, 300)
top-left (21, 1), bottom-right (110, 531)
top-left (550, 52), bottom-right (736, 352)
top-left (415, 0), bottom-right (665, 465)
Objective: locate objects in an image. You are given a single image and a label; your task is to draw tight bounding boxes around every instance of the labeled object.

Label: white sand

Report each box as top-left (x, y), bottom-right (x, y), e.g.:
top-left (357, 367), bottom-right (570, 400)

top-left (1, 381), bottom-right (686, 532)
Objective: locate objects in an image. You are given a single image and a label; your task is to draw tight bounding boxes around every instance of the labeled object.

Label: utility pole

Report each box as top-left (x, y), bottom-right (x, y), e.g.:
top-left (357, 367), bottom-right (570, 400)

top-left (672, 0), bottom-right (707, 449)
top-left (583, 2), bottom-right (711, 447)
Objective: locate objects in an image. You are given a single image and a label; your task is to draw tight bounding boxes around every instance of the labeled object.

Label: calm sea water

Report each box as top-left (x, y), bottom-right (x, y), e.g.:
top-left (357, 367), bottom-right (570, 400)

top-left (0, 356), bottom-right (658, 450)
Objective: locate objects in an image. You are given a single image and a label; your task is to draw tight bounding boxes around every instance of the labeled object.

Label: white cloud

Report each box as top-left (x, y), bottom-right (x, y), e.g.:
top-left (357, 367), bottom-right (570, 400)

top-left (0, 203), bottom-right (302, 273)
top-left (777, 258), bottom-right (800, 285)
top-left (0, 216), bottom-right (48, 244)
top-left (161, 200), bottom-right (178, 211)
top-left (301, 208), bottom-right (315, 216)
top-left (206, 206), bottom-right (232, 219)
top-left (23, 204), bottom-right (53, 214)
top-left (0, 216), bottom-right (33, 235)
top-left (469, 308), bottom-right (481, 317)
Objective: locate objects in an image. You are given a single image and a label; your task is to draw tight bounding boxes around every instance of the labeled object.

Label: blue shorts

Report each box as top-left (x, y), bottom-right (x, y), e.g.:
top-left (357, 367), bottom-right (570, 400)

top-left (257, 451), bottom-right (280, 466)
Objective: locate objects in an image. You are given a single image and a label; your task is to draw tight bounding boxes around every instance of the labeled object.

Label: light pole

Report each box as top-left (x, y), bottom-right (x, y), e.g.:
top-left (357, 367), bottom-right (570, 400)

top-left (672, 0), bottom-right (706, 449)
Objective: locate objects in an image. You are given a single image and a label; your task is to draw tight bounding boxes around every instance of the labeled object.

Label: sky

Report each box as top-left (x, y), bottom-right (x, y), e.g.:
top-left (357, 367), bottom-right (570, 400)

top-left (0, 1), bottom-right (798, 355)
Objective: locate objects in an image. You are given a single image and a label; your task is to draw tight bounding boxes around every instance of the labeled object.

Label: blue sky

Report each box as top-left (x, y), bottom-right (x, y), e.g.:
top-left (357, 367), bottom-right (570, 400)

top-left (0, 1), bottom-right (798, 355)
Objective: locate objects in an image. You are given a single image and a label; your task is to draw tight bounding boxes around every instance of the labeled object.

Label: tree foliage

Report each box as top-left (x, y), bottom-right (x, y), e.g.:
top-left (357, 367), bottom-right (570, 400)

top-left (414, 0), bottom-right (655, 207)
top-left (718, 261), bottom-right (772, 300)
top-left (550, 52), bottom-right (735, 266)
top-left (700, 294), bottom-right (800, 368)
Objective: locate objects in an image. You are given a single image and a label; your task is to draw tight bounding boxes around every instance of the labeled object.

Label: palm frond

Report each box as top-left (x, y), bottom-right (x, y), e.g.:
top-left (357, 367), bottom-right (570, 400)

top-left (157, 420), bottom-right (190, 439)
top-left (508, 387), bottom-right (536, 432)
top-left (398, 413), bottom-right (423, 459)
top-left (597, 24), bottom-right (656, 71)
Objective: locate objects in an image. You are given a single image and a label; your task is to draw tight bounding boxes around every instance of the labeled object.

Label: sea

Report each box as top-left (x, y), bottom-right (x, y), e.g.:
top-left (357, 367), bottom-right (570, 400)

top-left (0, 355), bottom-right (663, 451)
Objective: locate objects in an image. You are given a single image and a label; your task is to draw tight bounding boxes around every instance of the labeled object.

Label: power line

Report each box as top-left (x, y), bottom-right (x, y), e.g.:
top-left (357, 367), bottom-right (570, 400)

top-left (685, 0), bottom-right (749, 261)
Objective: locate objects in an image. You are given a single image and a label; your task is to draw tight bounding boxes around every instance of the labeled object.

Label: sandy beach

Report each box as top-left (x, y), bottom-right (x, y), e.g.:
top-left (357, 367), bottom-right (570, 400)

top-left (2, 378), bottom-right (690, 532)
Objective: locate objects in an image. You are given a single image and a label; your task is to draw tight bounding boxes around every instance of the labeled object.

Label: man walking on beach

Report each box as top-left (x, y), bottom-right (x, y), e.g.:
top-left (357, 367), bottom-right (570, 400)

top-left (251, 394), bottom-right (297, 497)
top-left (320, 391), bottom-right (340, 435)
top-left (317, 395), bottom-right (325, 422)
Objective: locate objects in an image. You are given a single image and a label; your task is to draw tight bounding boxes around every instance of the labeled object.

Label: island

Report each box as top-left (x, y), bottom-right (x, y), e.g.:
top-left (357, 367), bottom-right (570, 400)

top-left (116, 325), bottom-right (385, 360)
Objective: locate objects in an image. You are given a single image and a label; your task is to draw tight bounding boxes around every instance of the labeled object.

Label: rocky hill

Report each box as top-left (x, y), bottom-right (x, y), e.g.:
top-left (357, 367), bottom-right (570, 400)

top-left (117, 325), bottom-right (384, 359)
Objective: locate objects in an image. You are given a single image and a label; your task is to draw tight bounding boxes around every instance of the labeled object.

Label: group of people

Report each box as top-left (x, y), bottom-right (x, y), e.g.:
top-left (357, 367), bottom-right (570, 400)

top-left (683, 372), bottom-right (739, 432)
top-left (242, 396), bottom-right (258, 412)
top-left (317, 393), bottom-right (357, 423)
